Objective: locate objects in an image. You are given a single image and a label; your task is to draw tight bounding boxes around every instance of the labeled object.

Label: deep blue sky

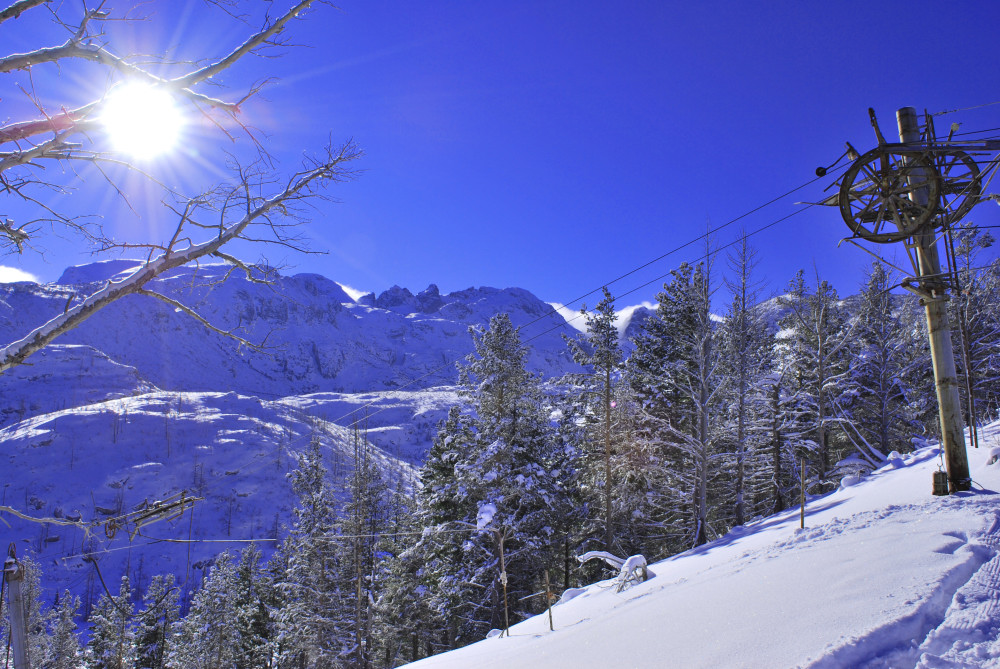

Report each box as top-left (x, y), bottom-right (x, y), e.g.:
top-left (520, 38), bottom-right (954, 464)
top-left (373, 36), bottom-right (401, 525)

top-left (4, 0), bottom-right (1000, 312)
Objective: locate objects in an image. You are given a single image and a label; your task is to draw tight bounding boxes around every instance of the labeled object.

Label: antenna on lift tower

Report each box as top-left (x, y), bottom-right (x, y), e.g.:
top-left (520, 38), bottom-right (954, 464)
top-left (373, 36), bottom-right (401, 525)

top-left (814, 106), bottom-right (1000, 494)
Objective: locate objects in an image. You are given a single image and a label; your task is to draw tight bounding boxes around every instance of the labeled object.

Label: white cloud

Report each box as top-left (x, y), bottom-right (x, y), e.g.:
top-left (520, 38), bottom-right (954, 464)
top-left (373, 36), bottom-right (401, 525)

top-left (547, 302), bottom-right (587, 333)
top-left (549, 301), bottom-right (657, 337)
top-left (0, 266), bottom-right (40, 284)
top-left (335, 281), bottom-right (368, 302)
top-left (614, 302), bottom-right (655, 337)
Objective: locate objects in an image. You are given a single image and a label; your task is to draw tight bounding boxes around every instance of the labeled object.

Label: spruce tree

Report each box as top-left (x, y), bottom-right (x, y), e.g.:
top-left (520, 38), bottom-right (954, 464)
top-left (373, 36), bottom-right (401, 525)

top-left (717, 236), bottom-right (773, 526)
top-left (275, 435), bottom-right (347, 668)
top-left (86, 575), bottom-right (135, 669)
top-left (627, 261), bottom-right (721, 550)
top-left (564, 287), bottom-right (624, 552)
top-left (776, 271), bottom-right (854, 487)
top-left (232, 544), bottom-right (278, 669)
top-left (851, 262), bottom-right (917, 458)
top-left (413, 313), bottom-right (563, 647)
top-left (460, 314), bottom-right (562, 637)
top-left (169, 553), bottom-right (241, 669)
top-left (950, 224), bottom-right (1000, 422)
top-left (338, 424), bottom-right (390, 668)
top-left (48, 590), bottom-right (82, 669)
top-left (135, 573), bottom-right (179, 669)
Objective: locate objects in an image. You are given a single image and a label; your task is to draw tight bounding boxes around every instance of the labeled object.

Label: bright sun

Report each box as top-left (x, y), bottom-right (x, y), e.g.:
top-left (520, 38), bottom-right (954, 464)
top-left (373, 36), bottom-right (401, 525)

top-left (101, 82), bottom-right (184, 159)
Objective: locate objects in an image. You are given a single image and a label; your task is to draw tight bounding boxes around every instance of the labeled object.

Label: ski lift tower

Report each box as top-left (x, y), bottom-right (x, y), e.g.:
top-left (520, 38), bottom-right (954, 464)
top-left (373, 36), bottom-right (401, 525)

top-left (825, 107), bottom-right (1000, 493)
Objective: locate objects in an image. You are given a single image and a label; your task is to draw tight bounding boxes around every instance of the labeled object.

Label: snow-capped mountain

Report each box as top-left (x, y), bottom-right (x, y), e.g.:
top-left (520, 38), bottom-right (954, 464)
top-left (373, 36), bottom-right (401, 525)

top-left (1, 260), bottom-right (583, 404)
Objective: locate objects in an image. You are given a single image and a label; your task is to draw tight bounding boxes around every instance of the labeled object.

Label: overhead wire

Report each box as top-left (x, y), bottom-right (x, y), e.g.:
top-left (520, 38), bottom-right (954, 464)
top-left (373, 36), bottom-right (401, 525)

top-left (934, 101), bottom-right (1000, 116)
top-left (59, 524), bottom-right (480, 562)
top-left (327, 168), bottom-right (848, 432)
top-left (324, 124), bottom-right (1000, 433)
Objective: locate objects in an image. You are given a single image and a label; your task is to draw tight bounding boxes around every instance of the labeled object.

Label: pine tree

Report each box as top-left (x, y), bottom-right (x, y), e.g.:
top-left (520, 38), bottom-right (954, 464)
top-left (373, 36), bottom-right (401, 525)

top-left (232, 544), bottom-right (278, 669)
top-left (404, 405), bottom-right (477, 657)
top-left (626, 260), bottom-right (722, 550)
top-left (48, 590), bottom-right (82, 669)
top-left (275, 435), bottom-right (347, 668)
top-left (717, 236), bottom-right (773, 526)
top-left (169, 553), bottom-right (243, 669)
top-left (564, 287), bottom-right (623, 551)
top-left (412, 313), bottom-right (563, 648)
top-left (950, 224), bottom-right (1000, 422)
top-left (776, 270), bottom-right (854, 488)
top-left (371, 481), bottom-right (433, 666)
top-left (135, 573), bottom-right (179, 669)
top-left (86, 575), bottom-right (135, 669)
top-left (338, 424), bottom-right (390, 668)
top-left (459, 314), bottom-right (563, 635)
top-left (851, 262), bottom-right (918, 458)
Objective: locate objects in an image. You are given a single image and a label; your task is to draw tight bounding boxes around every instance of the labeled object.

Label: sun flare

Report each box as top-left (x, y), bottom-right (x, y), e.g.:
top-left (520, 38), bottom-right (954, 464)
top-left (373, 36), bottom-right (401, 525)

top-left (101, 83), bottom-right (184, 160)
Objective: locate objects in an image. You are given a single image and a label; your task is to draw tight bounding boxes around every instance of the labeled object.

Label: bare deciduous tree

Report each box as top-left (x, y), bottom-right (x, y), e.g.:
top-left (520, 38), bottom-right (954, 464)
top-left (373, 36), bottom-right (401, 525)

top-left (0, 0), bottom-right (360, 373)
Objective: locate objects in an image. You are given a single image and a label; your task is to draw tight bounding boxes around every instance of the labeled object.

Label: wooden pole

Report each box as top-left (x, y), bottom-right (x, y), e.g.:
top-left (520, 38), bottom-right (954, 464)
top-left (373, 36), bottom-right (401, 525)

top-left (497, 530), bottom-right (510, 638)
top-left (3, 555), bottom-right (29, 669)
top-left (544, 570), bottom-right (554, 631)
top-left (897, 107), bottom-right (971, 493)
top-left (799, 457), bottom-right (806, 530)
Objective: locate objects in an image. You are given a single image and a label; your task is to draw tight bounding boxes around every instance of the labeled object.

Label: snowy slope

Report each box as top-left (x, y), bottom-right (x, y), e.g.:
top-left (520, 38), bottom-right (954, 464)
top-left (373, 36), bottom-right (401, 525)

top-left (0, 389), bottom-right (421, 605)
top-left (407, 426), bottom-right (1000, 669)
top-left (277, 387), bottom-right (460, 463)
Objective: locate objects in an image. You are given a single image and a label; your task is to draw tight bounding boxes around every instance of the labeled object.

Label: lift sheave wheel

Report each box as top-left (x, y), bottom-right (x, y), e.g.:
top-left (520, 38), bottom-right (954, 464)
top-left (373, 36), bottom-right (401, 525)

top-left (935, 150), bottom-right (982, 225)
top-left (839, 148), bottom-right (941, 243)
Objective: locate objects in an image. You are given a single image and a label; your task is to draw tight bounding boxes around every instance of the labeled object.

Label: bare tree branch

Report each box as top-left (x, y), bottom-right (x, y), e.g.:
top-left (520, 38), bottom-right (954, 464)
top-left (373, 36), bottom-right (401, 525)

top-left (172, 0), bottom-right (317, 89)
top-left (0, 140), bottom-right (361, 373)
top-left (0, 0), bottom-right (47, 25)
top-left (136, 288), bottom-right (258, 350)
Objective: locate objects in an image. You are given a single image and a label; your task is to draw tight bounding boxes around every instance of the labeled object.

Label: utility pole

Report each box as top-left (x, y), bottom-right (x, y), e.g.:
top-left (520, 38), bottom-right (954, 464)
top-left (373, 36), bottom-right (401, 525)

top-left (897, 107), bottom-right (971, 493)
top-left (3, 551), bottom-right (29, 669)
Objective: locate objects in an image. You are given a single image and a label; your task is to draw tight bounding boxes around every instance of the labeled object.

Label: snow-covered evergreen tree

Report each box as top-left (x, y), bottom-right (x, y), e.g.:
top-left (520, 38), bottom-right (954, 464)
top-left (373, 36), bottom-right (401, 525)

top-left (48, 590), bottom-right (82, 669)
top-left (717, 236), bottom-right (772, 526)
top-left (776, 271), bottom-right (854, 487)
top-left (627, 260), bottom-right (722, 549)
top-left (275, 435), bottom-right (347, 668)
top-left (850, 262), bottom-right (919, 459)
top-left (232, 544), bottom-right (278, 669)
top-left (85, 575), bottom-right (135, 669)
top-left (402, 405), bottom-right (477, 657)
top-left (338, 424), bottom-right (390, 667)
top-left (950, 224), bottom-right (1000, 422)
top-left (370, 480), bottom-right (434, 666)
top-left (135, 573), bottom-right (179, 669)
top-left (411, 313), bottom-right (564, 647)
top-left (564, 287), bottom-right (624, 551)
top-left (169, 553), bottom-right (242, 669)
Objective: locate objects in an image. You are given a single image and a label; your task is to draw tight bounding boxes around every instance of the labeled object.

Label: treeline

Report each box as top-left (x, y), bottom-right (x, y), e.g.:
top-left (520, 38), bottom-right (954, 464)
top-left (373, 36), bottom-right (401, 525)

top-left (4, 227), bottom-right (998, 668)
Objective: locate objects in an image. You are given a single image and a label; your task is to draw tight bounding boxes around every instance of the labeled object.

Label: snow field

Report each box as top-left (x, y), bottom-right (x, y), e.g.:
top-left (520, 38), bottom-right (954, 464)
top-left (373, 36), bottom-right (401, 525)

top-left (406, 424), bottom-right (1000, 668)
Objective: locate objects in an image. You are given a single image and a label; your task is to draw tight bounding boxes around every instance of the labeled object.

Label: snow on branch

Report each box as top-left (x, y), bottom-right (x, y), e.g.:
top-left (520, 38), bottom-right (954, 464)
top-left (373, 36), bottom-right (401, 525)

top-left (577, 551), bottom-right (652, 593)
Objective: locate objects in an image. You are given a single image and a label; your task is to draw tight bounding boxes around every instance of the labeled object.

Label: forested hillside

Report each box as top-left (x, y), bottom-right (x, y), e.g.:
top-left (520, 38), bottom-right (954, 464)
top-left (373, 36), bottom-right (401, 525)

top-left (1, 224), bottom-right (997, 667)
